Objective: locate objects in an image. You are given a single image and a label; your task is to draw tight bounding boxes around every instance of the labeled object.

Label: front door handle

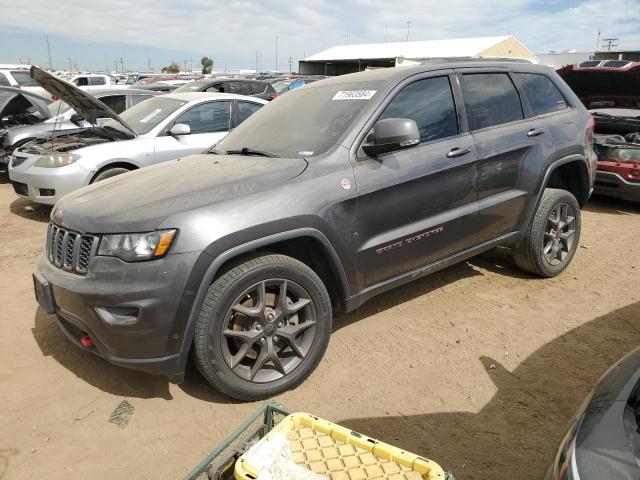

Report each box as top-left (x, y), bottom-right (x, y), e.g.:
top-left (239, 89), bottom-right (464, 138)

top-left (446, 147), bottom-right (471, 158)
top-left (527, 128), bottom-right (545, 137)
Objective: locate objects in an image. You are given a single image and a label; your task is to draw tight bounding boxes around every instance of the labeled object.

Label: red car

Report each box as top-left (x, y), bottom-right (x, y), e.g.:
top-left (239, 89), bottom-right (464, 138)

top-left (558, 60), bottom-right (640, 202)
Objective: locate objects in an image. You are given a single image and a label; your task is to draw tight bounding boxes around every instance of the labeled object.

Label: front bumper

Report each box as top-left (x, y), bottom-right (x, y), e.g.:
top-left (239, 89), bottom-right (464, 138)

top-left (594, 170), bottom-right (640, 202)
top-left (8, 158), bottom-right (92, 205)
top-left (35, 250), bottom-right (200, 377)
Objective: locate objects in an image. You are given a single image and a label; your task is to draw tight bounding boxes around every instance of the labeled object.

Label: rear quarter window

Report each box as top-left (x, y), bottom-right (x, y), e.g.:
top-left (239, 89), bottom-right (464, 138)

top-left (513, 73), bottom-right (568, 116)
top-left (460, 73), bottom-right (524, 131)
top-left (0, 73), bottom-right (10, 86)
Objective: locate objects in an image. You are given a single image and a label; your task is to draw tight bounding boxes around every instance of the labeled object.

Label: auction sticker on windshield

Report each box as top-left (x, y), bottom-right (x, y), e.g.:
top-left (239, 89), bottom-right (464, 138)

top-left (139, 108), bottom-right (163, 123)
top-left (332, 90), bottom-right (377, 100)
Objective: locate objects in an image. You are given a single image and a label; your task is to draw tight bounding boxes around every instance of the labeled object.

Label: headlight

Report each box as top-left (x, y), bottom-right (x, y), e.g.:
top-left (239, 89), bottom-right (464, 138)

top-left (35, 153), bottom-right (81, 168)
top-left (98, 229), bottom-right (177, 262)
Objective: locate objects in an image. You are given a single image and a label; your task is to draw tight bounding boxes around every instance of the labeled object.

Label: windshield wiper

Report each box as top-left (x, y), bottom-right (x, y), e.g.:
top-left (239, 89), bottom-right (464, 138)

top-left (225, 147), bottom-right (275, 157)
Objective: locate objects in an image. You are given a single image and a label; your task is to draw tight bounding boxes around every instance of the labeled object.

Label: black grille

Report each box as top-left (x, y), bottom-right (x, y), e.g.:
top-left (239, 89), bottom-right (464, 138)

top-left (11, 155), bottom-right (27, 167)
top-left (602, 60), bottom-right (631, 69)
top-left (46, 223), bottom-right (98, 275)
top-left (11, 181), bottom-right (28, 196)
top-left (578, 60), bottom-right (601, 68)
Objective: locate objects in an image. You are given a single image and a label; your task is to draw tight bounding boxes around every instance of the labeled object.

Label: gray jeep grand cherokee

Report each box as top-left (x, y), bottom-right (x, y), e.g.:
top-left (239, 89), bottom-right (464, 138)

top-left (34, 60), bottom-right (596, 400)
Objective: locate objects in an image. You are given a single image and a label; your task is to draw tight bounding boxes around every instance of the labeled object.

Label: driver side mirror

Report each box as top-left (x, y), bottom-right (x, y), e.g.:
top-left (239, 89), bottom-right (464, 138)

top-left (170, 123), bottom-right (191, 136)
top-left (362, 118), bottom-right (420, 157)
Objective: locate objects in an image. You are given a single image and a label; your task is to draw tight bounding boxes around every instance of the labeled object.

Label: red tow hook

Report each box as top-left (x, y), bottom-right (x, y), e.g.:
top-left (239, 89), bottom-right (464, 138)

top-left (80, 335), bottom-right (94, 348)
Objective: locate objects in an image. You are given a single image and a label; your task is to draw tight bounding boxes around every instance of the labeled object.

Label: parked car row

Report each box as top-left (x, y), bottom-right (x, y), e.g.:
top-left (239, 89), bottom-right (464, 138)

top-left (6, 67), bottom-right (265, 204)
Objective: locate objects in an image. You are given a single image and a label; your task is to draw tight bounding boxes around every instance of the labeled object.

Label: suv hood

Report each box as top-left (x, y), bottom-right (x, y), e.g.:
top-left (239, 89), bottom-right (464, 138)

top-left (54, 154), bottom-right (308, 233)
top-left (31, 66), bottom-right (136, 138)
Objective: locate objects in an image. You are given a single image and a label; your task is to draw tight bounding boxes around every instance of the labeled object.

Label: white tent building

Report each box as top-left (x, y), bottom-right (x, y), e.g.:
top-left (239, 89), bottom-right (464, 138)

top-left (299, 35), bottom-right (539, 76)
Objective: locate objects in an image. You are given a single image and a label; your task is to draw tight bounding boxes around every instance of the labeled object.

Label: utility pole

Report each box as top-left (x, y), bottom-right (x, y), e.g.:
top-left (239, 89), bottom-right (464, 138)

top-left (288, 56), bottom-right (293, 74)
top-left (190, 58), bottom-right (193, 72)
top-left (68, 57), bottom-right (72, 71)
top-left (183, 59), bottom-right (187, 72)
top-left (602, 37), bottom-right (618, 51)
top-left (275, 35), bottom-right (279, 73)
top-left (120, 57), bottom-right (124, 72)
top-left (259, 48), bottom-right (262, 73)
top-left (114, 60), bottom-right (118, 73)
top-left (595, 29), bottom-right (602, 52)
top-left (255, 51), bottom-right (259, 74)
top-left (406, 21), bottom-right (411, 42)
top-left (148, 58), bottom-right (151, 71)
top-left (345, 31), bottom-right (350, 43)
top-left (385, 24), bottom-right (388, 43)
top-left (46, 36), bottom-right (53, 70)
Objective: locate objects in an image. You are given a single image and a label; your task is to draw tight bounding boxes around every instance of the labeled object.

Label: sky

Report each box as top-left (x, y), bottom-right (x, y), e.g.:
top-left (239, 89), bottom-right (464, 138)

top-left (0, 0), bottom-right (638, 72)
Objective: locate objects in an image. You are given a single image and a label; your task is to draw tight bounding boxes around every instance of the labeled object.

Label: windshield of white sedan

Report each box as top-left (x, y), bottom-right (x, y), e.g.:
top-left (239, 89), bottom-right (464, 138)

top-left (101, 97), bottom-right (187, 135)
top-left (214, 81), bottom-right (384, 158)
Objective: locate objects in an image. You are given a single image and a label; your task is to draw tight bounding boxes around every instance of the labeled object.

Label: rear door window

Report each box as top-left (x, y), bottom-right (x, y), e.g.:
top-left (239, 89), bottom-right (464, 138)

top-left (74, 77), bottom-right (89, 87)
top-left (237, 101), bottom-right (262, 125)
top-left (460, 73), bottom-right (524, 131)
top-left (512, 73), bottom-right (568, 116)
top-left (174, 101), bottom-right (231, 134)
top-left (90, 76), bottom-right (106, 86)
top-left (379, 76), bottom-right (458, 143)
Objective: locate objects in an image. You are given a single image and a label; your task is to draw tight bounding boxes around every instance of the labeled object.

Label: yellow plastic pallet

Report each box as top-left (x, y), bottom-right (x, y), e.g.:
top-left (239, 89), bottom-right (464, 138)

top-left (235, 412), bottom-right (446, 480)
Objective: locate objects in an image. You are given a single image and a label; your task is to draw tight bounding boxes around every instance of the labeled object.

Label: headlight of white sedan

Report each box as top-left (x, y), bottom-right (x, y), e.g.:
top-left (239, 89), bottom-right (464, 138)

top-left (98, 229), bottom-right (177, 262)
top-left (34, 153), bottom-right (81, 168)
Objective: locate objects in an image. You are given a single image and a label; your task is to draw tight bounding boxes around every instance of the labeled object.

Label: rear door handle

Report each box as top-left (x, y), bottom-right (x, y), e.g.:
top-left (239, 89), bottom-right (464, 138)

top-left (527, 128), bottom-right (545, 137)
top-left (446, 147), bottom-right (471, 158)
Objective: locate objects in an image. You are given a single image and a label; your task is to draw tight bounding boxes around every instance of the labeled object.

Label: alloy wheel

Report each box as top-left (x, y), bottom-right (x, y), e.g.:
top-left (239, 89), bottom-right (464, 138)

top-left (220, 278), bottom-right (317, 383)
top-left (543, 202), bottom-right (576, 266)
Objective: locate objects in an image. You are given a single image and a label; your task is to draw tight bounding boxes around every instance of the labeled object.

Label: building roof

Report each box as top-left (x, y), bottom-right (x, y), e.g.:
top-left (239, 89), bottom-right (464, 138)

top-left (304, 35), bottom-right (537, 62)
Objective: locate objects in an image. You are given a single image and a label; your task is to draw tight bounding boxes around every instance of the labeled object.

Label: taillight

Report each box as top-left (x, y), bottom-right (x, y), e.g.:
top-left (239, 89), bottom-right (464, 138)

top-left (51, 95), bottom-right (57, 101)
top-left (269, 94), bottom-right (278, 100)
top-left (587, 114), bottom-right (595, 134)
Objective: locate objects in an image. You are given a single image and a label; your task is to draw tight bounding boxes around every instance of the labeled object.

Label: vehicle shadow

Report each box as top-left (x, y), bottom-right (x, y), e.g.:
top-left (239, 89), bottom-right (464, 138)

top-left (338, 301), bottom-right (640, 480)
top-left (334, 247), bottom-right (536, 333)
top-left (9, 197), bottom-right (51, 223)
top-left (32, 307), bottom-right (174, 400)
top-left (585, 194), bottom-right (640, 215)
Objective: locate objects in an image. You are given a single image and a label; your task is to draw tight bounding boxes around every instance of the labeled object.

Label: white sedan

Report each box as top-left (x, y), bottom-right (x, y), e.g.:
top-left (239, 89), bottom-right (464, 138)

top-left (9, 68), bottom-right (266, 205)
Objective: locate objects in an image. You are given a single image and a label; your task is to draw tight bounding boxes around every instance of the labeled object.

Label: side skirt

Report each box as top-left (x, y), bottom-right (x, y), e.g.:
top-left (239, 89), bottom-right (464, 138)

top-left (343, 230), bottom-right (526, 312)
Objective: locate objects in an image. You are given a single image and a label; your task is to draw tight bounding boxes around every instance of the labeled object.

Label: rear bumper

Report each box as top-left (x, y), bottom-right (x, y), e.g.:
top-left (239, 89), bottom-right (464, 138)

top-left (594, 170), bottom-right (640, 202)
top-left (35, 250), bottom-right (201, 378)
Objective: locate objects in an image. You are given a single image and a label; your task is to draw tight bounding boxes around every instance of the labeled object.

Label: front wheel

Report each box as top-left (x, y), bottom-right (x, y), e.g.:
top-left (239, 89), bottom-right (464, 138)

top-left (193, 254), bottom-right (332, 400)
top-left (513, 188), bottom-right (581, 277)
top-left (91, 167), bottom-right (131, 183)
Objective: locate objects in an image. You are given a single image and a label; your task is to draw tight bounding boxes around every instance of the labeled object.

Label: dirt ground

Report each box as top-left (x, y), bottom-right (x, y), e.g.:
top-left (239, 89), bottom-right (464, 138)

top-left (1, 178), bottom-right (639, 480)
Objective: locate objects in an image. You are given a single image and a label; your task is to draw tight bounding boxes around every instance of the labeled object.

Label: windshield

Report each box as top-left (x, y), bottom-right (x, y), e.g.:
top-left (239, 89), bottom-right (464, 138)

top-left (215, 80), bottom-right (383, 158)
top-left (47, 99), bottom-right (72, 117)
top-left (272, 80), bottom-right (293, 95)
top-left (101, 96), bottom-right (187, 135)
top-left (173, 80), bottom-right (209, 93)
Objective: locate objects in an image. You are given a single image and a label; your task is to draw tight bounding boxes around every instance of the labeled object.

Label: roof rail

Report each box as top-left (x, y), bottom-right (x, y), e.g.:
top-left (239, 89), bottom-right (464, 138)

top-left (402, 56), bottom-right (534, 65)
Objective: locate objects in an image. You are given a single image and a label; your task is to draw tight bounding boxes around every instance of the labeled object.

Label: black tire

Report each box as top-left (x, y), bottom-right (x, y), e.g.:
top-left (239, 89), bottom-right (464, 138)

top-left (193, 254), bottom-right (332, 400)
top-left (91, 167), bottom-right (131, 183)
top-left (513, 188), bottom-right (581, 277)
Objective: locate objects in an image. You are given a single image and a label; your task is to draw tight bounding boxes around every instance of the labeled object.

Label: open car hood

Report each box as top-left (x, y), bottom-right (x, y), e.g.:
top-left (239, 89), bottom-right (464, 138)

top-left (0, 86), bottom-right (51, 119)
top-left (557, 64), bottom-right (640, 110)
top-left (31, 66), bottom-right (137, 138)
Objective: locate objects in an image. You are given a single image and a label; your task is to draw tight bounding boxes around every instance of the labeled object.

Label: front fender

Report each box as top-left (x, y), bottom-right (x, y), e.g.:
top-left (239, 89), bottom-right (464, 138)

top-left (170, 227), bottom-right (350, 375)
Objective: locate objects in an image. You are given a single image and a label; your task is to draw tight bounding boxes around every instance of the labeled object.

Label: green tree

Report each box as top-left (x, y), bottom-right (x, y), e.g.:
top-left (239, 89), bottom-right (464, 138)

top-left (161, 61), bottom-right (180, 74)
top-left (201, 56), bottom-right (214, 74)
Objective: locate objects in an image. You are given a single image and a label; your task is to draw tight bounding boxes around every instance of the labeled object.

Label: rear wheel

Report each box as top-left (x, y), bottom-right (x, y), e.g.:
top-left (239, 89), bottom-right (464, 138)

top-left (513, 188), bottom-right (581, 277)
top-left (91, 167), bottom-right (131, 183)
top-left (193, 254), bottom-right (332, 400)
